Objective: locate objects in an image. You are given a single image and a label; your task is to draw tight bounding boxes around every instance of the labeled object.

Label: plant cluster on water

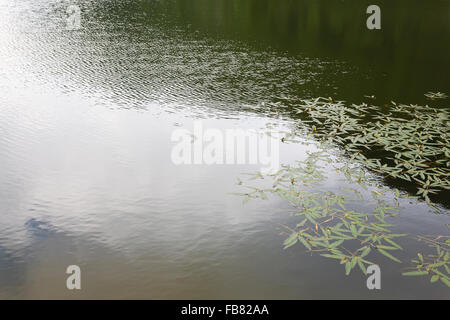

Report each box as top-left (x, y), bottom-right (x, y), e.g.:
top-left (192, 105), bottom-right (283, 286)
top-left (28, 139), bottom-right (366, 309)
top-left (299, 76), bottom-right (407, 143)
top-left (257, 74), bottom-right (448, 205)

top-left (235, 95), bottom-right (449, 287)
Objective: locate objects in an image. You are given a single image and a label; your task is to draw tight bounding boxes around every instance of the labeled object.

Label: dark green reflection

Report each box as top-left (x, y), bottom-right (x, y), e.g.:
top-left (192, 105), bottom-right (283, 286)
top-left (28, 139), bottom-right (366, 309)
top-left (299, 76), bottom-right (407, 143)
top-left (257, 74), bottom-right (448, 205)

top-left (138, 0), bottom-right (449, 104)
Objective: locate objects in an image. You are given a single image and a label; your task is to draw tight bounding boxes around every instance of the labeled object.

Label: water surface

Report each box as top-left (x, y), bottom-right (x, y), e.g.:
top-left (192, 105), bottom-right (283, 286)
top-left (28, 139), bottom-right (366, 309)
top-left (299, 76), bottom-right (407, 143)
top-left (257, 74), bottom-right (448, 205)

top-left (0, 0), bottom-right (449, 299)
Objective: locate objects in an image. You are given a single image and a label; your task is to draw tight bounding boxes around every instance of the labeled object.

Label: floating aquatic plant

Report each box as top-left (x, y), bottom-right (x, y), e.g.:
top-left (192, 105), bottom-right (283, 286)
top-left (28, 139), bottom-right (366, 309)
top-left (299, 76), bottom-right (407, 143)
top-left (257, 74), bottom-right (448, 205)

top-left (236, 145), bottom-right (449, 286)
top-left (403, 235), bottom-right (450, 287)
top-left (425, 92), bottom-right (448, 100)
top-left (275, 97), bottom-right (450, 208)
top-left (236, 149), bottom-right (407, 276)
top-left (236, 96), bottom-right (450, 287)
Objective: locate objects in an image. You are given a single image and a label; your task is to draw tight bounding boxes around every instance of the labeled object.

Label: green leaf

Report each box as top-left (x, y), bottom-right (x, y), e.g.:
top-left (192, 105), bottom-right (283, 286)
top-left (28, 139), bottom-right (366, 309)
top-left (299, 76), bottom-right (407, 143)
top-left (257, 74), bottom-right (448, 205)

top-left (345, 261), bottom-right (351, 275)
top-left (297, 219), bottom-right (308, 228)
top-left (378, 249), bottom-right (401, 263)
top-left (441, 277), bottom-right (450, 288)
top-left (298, 236), bottom-right (312, 250)
top-left (357, 260), bottom-right (367, 275)
top-left (430, 275), bottom-right (439, 283)
top-left (376, 245), bottom-right (398, 251)
top-left (283, 233), bottom-right (298, 249)
top-left (418, 253), bottom-right (423, 262)
top-left (384, 238), bottom-right (403, 250)
top-left (329, 239), bottom-right (344, 248)
top-left (321, 254), bottom-right (344, 260)
top-left (350, 224), bottom-right (357, 238)
top-left (361, 247), bottom-right (371, 258)
top-left (402, 271), bottom-right (428, 276)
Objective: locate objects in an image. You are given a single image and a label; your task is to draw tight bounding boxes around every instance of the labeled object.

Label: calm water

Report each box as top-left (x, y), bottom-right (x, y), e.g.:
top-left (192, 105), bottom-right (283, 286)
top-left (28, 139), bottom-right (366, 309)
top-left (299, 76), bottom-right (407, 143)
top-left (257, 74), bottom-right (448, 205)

top-left (0, 0), bottom-right (449, 299)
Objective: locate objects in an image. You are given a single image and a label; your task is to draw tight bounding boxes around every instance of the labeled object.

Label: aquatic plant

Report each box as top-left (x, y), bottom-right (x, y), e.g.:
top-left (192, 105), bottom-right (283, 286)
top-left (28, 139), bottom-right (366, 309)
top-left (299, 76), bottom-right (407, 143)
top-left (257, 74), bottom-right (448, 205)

top-left (236, 96), bottom-right (449, 287)
top-left (275, 97), bottom-right (450, 208)
top-left (237, 145), bottom-right (449, 286)
top-left (403, 235), bottom-right (450, 287)
top-left (425, 92), bottom-right (448, 100)
top-left (236, 148), bottom-right (406, 276)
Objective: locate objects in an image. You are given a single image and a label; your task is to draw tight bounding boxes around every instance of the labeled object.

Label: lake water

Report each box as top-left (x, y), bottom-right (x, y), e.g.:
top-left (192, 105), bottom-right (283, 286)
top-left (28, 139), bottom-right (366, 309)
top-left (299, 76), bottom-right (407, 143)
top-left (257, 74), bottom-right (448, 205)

top-left (0, 0), bottom-right (449, 299)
